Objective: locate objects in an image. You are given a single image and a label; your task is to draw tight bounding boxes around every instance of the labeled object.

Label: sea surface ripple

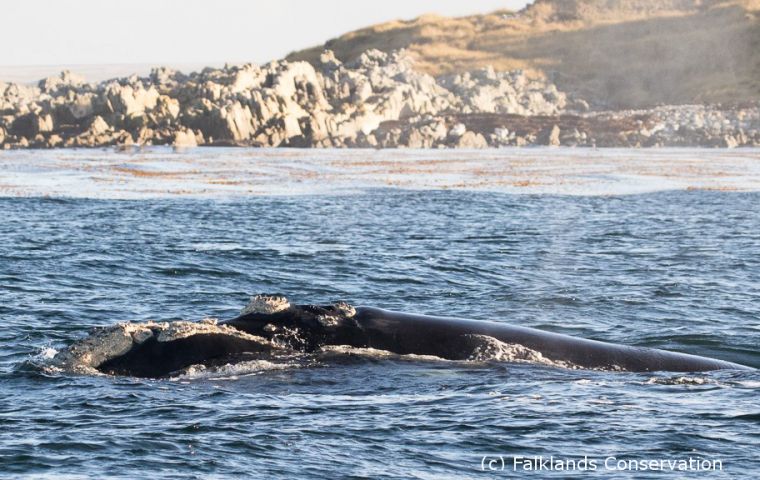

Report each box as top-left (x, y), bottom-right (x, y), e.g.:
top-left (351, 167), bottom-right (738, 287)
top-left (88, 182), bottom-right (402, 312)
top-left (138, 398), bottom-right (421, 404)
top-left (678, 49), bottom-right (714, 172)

top-left (0, 185), bottom-right (759, 478)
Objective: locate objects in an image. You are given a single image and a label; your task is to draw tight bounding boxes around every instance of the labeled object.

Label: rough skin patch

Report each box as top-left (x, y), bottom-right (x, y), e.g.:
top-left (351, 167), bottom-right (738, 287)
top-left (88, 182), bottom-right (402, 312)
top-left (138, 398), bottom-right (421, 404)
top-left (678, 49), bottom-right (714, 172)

top-left (240, 295), bottom-right (291, 315)
top-left (53, 320), bottom-right (270, 375)
top-left (465, 334), bottom-right (581, 369)
top-left (316, 315), bottom-right (341, 327)
top-left (332, 301), bottom-right (356, 318)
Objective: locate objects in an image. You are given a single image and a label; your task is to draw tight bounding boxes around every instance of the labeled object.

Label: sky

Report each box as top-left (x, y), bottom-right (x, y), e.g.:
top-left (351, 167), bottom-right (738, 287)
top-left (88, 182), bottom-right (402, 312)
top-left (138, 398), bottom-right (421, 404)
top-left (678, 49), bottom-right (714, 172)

top-left (1, 0), bottom-right (530, 67)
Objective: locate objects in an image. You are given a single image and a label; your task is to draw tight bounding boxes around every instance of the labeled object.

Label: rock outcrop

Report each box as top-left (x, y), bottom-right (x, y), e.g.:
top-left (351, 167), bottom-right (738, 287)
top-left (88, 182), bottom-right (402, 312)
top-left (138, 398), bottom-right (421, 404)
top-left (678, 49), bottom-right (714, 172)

top-left (287, 0), bottom-right (760, 109)
top-left (1, 50), bottom-right (758, 149)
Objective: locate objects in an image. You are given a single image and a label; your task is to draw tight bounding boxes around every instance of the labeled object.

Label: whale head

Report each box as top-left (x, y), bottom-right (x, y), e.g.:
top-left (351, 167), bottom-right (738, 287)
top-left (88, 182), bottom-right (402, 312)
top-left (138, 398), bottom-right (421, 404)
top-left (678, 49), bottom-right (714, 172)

top-left (223, 295), bottom-right (362, 351)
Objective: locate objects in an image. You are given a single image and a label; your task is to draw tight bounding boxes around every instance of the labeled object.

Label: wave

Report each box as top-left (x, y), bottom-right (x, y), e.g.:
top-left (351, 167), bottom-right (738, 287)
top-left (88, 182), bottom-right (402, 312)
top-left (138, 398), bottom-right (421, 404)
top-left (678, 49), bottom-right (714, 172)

top-left (646, 376), bottom-right (713, 386)
top-left (171, 358), bottom-right (301, 381)
top-left (318, 345), bottom-right (447, 363)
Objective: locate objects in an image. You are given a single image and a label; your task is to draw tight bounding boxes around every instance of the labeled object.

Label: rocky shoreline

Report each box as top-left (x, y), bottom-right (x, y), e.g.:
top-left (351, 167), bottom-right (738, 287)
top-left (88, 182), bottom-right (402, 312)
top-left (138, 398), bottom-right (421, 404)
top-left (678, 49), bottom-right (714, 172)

top-left (1, 49), bottom-right (758, 150)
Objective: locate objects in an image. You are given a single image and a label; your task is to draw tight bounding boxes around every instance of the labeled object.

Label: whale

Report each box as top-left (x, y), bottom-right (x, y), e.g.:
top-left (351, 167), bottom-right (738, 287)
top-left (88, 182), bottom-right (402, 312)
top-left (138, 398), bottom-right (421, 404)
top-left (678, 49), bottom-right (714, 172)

top-left (59, 295), bottom-right (751, 378)
top-left (224, 297), bottom-right (750, 372)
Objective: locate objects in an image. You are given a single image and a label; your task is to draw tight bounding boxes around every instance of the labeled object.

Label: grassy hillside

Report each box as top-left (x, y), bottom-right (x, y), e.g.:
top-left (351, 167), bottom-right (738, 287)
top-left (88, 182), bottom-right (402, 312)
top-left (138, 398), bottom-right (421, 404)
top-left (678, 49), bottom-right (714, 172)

top-left (287, 0), bottom-right (760, 108)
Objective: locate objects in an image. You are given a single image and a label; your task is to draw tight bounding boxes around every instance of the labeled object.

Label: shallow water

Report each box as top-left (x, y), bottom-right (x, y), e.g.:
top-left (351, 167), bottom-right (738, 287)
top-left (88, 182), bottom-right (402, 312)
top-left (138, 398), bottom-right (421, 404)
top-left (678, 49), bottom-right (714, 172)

top-left (1, 158), bottom-right (759, 477)
top-left (2, 147), bottom-right (760, 197)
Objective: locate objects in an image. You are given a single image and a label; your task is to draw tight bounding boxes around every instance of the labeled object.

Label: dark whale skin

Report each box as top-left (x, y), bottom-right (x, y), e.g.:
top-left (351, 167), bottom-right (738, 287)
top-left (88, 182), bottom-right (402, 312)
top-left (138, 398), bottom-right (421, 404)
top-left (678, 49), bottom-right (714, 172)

top-left (88, 302), bottom-right (751, 377)
top-left (97, 333), bottom-right (270, 378)
top-left (351, 307), bottom-right (750, 372)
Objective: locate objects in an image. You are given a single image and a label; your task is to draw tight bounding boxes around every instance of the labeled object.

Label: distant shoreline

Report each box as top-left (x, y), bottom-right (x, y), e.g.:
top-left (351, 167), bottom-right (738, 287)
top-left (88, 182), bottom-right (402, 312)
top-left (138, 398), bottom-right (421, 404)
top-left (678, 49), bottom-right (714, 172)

top-left (4, 0), bottom-right (757, 151)
top-left (1, 49), bottom-right (758, 151)
top-left (0, 62), bottom-right (230, 85)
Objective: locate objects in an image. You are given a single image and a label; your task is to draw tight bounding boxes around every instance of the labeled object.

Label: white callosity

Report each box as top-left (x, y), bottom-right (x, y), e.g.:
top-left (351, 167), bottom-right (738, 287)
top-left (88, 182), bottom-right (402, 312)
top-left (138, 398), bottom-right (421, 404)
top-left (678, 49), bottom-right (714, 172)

top-left (52, 320), bottom-right (272, 375)
top-left (464, 334), bottom-right (584, 369)
top-left (240, 295), bottom-right (292, 315)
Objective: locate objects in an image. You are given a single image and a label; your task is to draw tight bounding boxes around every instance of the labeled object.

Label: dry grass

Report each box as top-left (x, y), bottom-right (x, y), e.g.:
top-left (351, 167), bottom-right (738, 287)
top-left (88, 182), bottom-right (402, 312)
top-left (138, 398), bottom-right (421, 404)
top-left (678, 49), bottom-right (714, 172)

top-left (287, 0), bottom-right (760, 108)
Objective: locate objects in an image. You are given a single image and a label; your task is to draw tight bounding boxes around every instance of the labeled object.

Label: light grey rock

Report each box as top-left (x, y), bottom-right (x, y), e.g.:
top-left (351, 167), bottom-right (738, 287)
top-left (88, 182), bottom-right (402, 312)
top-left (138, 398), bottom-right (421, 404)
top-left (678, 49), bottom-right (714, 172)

top-left (1, 47), bottom-right (757, 149)
top-left (105, 83), bottom-right (160, 117)
top-left (448, 123), bottom-right (467, 138)
top-left (65, 93), bottom-right (97, 120)
top-left (455, 131), bottom-right (488, 149)
top-left (46, 134), bottom-right (63, 148)
top-left (39, 70), bottom-right (86, 93)
top-left (722, 134), bottom-right (738, 149)
top-left (89, 116), bottom-right (110, 136)
top-left (172, 127), bottom-right (198, 147)
top-left (439, 68), bottom-right (566, 116)
top-left (216, 101), bottom-right (256, 142)
top-left (540, 124), bottom-right (561, 146)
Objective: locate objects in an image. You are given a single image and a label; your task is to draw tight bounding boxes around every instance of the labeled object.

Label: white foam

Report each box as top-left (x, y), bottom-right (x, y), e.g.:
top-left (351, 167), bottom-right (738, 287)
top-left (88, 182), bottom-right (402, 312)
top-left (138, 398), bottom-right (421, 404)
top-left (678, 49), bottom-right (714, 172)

top-left (190, 242), bottom-right (243, 251)
top-left (317, 339), bottom-right (585, 369)
top-left (38, 347), bottom-right (59, 360)
top-left (734, 380), bottom-right (760, 388)
top-left (172, 359), bottom-right (299, 380)
top-left (646, 376), bottom-right (713, 386)
top-left (2, 148), bottom-right (760, 199)
top-left (318, 345), bottom-right (447, 362)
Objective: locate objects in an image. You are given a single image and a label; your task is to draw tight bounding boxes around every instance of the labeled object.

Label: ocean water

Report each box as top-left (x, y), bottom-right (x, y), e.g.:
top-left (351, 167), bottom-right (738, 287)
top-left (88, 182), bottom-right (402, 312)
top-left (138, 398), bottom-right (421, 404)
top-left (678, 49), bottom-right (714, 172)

top-left (1, 153), bottom-right (759, 478)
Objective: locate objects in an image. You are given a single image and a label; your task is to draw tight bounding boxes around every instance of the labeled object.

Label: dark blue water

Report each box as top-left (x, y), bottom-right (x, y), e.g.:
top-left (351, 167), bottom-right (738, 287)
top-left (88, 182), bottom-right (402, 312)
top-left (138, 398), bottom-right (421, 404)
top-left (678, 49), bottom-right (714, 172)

top-left (1, 190), bottom-right (758, 478)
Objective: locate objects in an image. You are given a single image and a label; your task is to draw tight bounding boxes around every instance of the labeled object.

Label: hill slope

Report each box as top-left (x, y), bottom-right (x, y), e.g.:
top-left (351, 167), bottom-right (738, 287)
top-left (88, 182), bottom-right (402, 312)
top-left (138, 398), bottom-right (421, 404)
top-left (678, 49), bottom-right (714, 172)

top-left (287, 0), bottom-right (760, 108)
